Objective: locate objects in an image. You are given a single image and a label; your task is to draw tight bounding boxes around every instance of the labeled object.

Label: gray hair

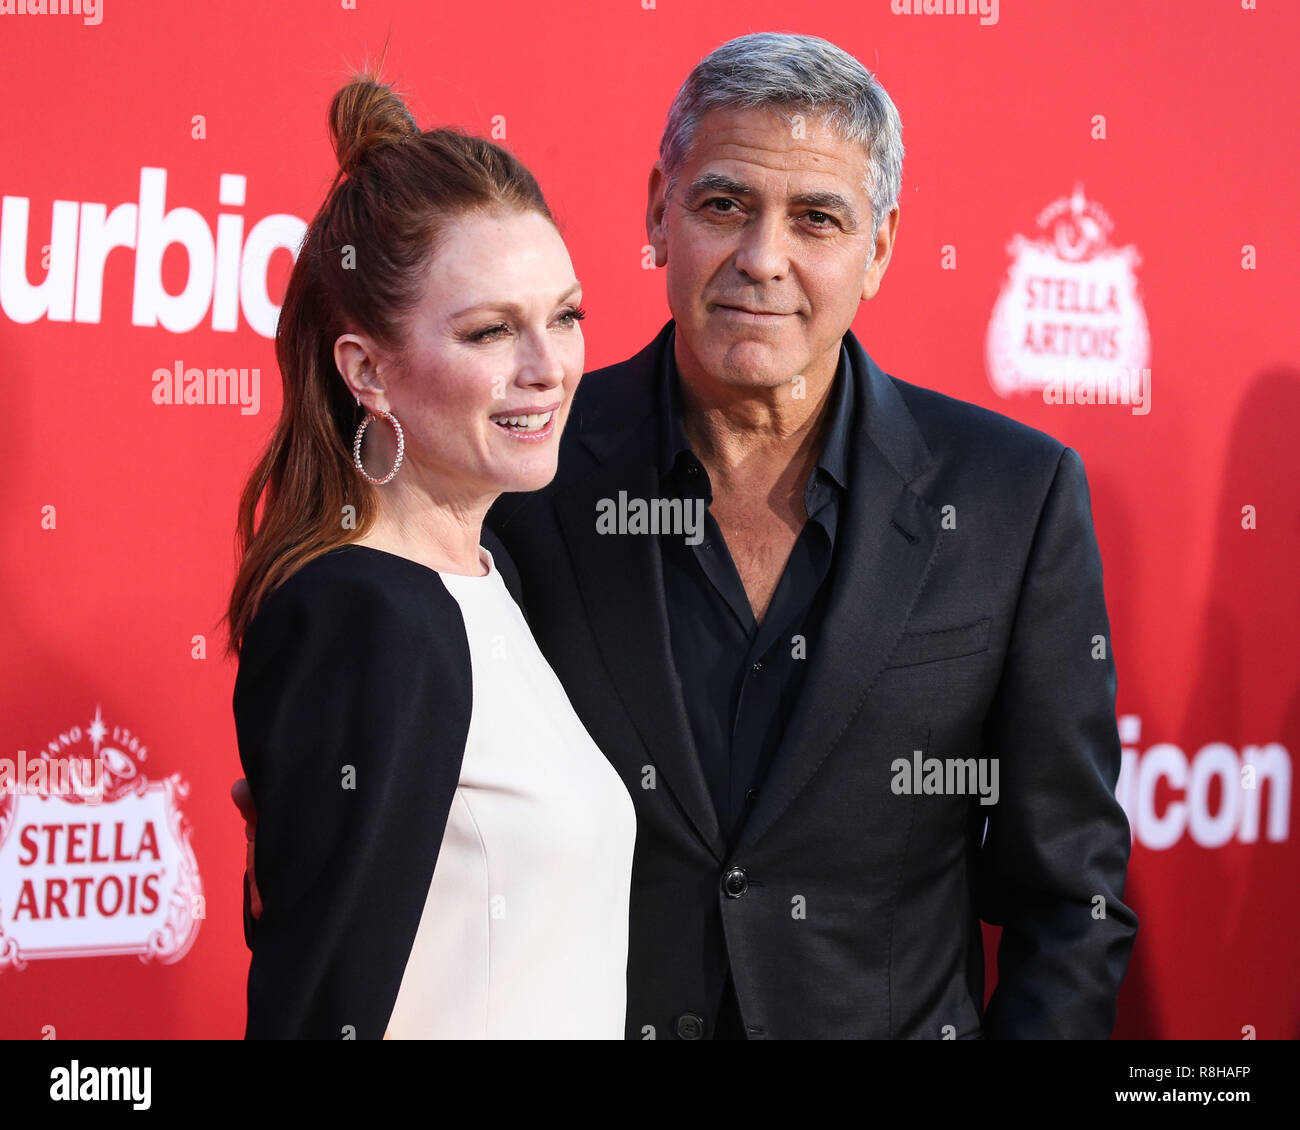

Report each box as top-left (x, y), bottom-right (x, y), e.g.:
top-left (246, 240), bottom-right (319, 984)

top-left (659, 32), bottom-right (904, 244)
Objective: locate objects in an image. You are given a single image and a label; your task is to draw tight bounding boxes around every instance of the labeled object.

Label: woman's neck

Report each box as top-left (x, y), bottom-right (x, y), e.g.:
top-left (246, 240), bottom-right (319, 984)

top-left (356, 476), bottom-right (492, 576)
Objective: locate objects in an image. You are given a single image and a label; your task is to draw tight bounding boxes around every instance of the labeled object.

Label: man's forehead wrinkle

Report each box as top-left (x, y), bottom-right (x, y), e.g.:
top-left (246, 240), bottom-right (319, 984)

top-left (689, 137), bottom-right (862, 194)
top-left (699, 132), bottom-right (849, 165)
top-left (694, 151), bottom-right (857, 187)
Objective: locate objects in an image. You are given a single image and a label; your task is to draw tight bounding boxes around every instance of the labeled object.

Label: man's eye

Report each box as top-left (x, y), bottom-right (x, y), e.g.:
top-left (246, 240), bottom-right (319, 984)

top-left (805, 211), bottom-right (836, 228)
top-left (705, 198), bottom-right (740, 214)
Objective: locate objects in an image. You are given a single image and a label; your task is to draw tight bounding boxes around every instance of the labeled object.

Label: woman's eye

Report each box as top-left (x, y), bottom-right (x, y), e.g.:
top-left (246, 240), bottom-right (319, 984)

top-left (470, 307), bottom-right (585, 341)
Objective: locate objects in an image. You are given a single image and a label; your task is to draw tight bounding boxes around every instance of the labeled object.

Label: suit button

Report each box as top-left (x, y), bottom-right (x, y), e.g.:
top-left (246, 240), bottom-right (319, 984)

top-left (675, 1012), bottom-right (704, 1040)
top-left (723, 866), bottom-right (748, 898)
top-left (745, 788), bottom-right (758, 803)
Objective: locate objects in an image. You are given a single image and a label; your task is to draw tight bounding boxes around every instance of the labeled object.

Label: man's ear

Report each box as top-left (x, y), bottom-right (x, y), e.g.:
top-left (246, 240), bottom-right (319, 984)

top-left (646, 162), bottom-right (670, 269)
top-left (334, 334), bottom-right (391, 414)
top-left (861, 205), bottom-right (901, 302)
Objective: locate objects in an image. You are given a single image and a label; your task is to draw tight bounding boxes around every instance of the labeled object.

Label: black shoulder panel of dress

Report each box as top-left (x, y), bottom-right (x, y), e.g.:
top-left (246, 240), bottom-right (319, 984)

top-left (234, 545), bottom-right (473, 1039)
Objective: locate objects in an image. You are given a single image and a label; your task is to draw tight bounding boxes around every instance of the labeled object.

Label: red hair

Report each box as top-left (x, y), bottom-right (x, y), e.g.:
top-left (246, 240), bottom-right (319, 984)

top-left (225, 73), bottom-right (556, 654)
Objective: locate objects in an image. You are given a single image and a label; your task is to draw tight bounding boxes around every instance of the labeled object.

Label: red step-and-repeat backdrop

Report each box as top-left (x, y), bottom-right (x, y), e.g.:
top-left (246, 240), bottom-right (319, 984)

top-left (1, 0), bottom-right (1296, 1039)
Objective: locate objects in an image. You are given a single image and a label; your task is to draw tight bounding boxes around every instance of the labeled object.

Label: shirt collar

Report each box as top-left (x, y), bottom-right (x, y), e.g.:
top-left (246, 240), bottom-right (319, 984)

top-left (657, 323), bottom-right (855, 490)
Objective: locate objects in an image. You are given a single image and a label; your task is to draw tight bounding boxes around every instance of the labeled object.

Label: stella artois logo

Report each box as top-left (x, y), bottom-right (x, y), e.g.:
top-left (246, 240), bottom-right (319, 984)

top-left (986, 185), bottom-right (1150, 403)
top-left (0, 707), bottom-right (202, 970)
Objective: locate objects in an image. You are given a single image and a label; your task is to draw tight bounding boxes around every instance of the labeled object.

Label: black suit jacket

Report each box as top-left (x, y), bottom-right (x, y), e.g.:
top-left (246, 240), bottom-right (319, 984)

top-left (487, 318), bottom-right (1138, 1039)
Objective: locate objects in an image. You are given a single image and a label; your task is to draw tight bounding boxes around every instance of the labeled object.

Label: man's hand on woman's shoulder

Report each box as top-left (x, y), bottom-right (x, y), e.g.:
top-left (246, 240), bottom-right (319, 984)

top-left (231, 778), bottom-right (262, 920)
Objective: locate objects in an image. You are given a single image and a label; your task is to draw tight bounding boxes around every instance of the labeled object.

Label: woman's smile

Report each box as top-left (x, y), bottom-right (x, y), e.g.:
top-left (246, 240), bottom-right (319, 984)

top-left (489, 401), bottom-right (561, 441)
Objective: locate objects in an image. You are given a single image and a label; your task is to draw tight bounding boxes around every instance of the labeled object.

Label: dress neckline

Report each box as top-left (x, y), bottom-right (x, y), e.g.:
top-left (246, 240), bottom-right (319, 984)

top-left (336, 543), bottom-right (495, 580)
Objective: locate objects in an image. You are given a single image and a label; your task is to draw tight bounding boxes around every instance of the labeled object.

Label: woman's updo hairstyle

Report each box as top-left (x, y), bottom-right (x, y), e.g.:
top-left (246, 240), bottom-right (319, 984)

top-left (329, 76), bottom-right (419, 182)
top-left (227, 70), bottom-right (558, 652)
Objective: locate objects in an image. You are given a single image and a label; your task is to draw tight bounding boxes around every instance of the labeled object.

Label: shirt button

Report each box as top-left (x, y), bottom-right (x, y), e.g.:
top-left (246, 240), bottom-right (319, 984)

top-left (675, 1012), bottom-right (705, 1040)
top-left (723, 867), bottom-right (749, 898)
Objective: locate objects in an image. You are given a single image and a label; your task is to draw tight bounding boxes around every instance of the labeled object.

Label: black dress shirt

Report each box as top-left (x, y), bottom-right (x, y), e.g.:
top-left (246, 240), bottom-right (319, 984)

top-left (657, 327), bottom-right (856, 847)
top-left (655, 329), bottom-right (856, 1038)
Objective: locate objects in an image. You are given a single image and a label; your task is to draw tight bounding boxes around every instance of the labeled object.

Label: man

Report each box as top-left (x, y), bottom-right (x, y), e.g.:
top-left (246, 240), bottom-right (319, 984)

top-left (238, 31), bottom-right (1137, 1038)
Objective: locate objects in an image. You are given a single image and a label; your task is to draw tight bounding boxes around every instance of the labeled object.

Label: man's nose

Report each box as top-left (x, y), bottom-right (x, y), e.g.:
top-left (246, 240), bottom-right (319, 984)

top-left (733, 212), bottom-right (790, 281)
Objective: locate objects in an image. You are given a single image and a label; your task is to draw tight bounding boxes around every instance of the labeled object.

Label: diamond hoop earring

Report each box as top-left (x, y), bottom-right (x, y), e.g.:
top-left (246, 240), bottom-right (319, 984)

top-left (353, 409), bottom-right (405, 485)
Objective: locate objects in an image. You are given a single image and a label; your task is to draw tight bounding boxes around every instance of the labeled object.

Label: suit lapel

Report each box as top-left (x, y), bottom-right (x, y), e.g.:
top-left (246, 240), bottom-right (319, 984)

top-left (553, 329), bottom-right (727, 862)
top-left (732, 339), bottom-right (941, 857)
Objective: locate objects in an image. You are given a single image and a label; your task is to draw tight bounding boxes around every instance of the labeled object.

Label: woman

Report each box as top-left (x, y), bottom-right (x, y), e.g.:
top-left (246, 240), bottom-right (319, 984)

top-left (227, 74), bottom-right (635, 1039)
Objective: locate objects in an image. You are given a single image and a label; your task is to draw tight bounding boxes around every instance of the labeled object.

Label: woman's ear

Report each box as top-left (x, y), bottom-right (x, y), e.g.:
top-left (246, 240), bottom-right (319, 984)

top-left (334, 333), bottom-right (391, 413)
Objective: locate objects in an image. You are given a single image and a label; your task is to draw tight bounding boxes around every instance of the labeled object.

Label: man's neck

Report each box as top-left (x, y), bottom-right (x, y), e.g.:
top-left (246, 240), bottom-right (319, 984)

top-left (675, 342), bottom-right (840, 492)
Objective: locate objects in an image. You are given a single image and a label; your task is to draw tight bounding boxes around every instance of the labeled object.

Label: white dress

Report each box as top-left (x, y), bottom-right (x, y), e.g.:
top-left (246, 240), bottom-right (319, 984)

top-left (384, 546), bottom-right (636, 1038)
